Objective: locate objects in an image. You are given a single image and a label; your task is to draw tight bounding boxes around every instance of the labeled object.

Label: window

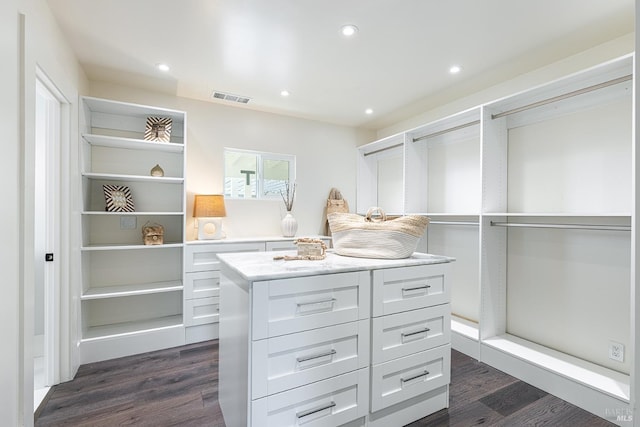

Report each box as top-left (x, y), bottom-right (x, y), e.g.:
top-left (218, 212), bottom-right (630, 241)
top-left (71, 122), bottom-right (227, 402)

top-left (224, 148), bottom-right (295, 199)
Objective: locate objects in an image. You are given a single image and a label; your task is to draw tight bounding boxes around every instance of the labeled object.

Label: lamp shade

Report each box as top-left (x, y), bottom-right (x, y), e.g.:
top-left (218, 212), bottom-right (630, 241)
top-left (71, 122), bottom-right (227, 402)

top-left (193, 194), bottom-right (226, 217)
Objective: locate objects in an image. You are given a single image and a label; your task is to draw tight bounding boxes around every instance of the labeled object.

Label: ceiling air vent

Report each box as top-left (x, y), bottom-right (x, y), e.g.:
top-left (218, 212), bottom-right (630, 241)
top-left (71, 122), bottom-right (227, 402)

top-left (212, 90), bottom-right (251, 104)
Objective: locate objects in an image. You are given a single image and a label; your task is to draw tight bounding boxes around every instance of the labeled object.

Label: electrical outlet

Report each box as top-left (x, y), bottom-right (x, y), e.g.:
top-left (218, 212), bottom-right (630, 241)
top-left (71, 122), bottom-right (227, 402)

top-left (609, 341), bottom-right (624, 362)
top-left (120, 216), bottom-right (137, 230)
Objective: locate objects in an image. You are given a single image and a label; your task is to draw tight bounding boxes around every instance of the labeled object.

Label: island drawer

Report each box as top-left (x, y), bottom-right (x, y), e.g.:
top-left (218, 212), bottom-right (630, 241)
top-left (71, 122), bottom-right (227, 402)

top-left (184, 296), bottom-right (219, 326)
top-left (252, 271), bottom-right (370, 340)
top-left (184, 271), bottom-right (220, 299)
top-left (372, 263), bottom-right (451, 317)
top-left (251, 368), bottom-right (369, 427)
top-left (185, 242), bottom-right (264, 272)
top-left (251, 320), bottom-right (369, 399)
top-left (370, 344), bottom-right (450, 412)
top-left (372, 303), bottom-right (450, 364)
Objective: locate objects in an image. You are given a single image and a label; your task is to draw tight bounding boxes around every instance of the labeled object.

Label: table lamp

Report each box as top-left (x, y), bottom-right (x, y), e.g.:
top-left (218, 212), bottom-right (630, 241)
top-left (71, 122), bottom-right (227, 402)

top-left (193, 194), bottom-right (227, 240)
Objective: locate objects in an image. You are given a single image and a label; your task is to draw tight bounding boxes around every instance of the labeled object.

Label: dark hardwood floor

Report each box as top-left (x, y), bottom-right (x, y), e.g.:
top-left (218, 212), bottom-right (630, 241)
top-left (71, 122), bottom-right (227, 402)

top-left (35, 341), bottom-right (615, 426)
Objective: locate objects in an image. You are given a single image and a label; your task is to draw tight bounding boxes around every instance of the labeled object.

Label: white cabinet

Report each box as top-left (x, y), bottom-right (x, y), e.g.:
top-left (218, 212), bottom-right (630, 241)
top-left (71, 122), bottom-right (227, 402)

top-left (184, 237), bottom-right (331, 344)
top-left (218, 252), bottom-right (453, 427)
top-left (368, 265), bottom-right (451, 426)
top-left (357, 54), bottom-right (634, 418)
top-left (78, 96), bottom-right (187, 364)
top-left (184, 241), bottom-right (264, 343)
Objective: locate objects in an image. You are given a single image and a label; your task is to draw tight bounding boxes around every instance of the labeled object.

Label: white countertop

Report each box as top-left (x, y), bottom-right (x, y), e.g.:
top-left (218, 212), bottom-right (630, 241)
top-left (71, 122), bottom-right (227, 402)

top-left (217, 250), bottom-right (454, 281)
top-left (185, 235), bottom-right (330, 245)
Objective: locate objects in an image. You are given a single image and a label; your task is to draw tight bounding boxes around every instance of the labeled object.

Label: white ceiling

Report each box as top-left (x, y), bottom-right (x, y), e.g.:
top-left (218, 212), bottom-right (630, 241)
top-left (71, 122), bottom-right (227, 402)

top-left (46, 0), bottom-right (633, 130)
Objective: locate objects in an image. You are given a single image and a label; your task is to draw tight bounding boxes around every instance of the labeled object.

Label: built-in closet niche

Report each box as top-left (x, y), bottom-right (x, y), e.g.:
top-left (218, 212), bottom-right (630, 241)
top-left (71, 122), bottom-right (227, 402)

top-left (482, 54), bottom-right (633, 374)
top-left (404, 108), bottom-right (481, 325)
top-left (356, 133), bottom-right (405, 215)
top-left (357, 107), bottom-right (483, 327)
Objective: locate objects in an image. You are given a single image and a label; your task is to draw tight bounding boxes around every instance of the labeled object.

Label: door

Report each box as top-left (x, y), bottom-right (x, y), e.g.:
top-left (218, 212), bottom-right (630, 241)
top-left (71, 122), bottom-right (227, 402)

top-left (33, 77), bottom-right (61, 407)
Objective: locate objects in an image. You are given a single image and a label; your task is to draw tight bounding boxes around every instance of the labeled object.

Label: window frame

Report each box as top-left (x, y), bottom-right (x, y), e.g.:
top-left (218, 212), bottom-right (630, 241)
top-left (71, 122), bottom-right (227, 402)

top-left (223, 148), bottom-right (296, 200)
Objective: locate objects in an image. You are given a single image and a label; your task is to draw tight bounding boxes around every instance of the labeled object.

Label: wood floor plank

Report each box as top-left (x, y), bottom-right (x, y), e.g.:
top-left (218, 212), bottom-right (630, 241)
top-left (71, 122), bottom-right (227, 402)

top-left (478, 381), bottom-right (548, 417)
top-left (35, 342), bottom-right (616, 426)
top-left (496, 394), bottom-right (617, 427)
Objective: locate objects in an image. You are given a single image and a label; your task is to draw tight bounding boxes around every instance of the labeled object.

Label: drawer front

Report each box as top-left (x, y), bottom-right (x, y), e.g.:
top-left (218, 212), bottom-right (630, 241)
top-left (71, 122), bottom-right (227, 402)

top-left (184, 296), bottom-right (219, 326)
top-left (184, 271), bottom-right (220, 299)
top-left (371, 344), bottom-right (450, 412)
top-left (251, 368), bottom-right (369, 427)
top-left (372, 263), bottom-right (451, 317)
top-left (252, 320), bottom-right (369, 399)
top-left (372, 304), bottom-right (450, 365)
top-left (185, 242), bottom-right (264, 272)
top-left (252, 271), bottom-right (370, 340)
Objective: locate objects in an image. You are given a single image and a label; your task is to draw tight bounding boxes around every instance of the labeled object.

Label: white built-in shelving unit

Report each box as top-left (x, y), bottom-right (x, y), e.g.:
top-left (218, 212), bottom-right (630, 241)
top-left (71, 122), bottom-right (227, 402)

top-left (79, 96), bottom-right (187, 363)
top-left (357, 54), bottom-right (633, 424)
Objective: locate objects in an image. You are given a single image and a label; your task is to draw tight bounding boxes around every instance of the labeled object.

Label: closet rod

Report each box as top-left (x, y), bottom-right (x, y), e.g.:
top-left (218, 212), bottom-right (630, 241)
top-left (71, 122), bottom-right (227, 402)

top-left (412, 120), bottom-right (480, 143)
top-left (491, 74), bottom-right (632, 119)
top-left (362, 142), bottom-right (404, 157)
top-left (429, 220), bottom-right (479, 226)
top-left (490, 221), bottom-right (630, 232)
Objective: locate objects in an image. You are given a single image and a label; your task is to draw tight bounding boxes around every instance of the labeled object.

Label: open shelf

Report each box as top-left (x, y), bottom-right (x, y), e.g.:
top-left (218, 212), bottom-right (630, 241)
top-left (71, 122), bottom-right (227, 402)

top-left (82, 172), bottom-right (184, 184)
top-left (79, 96), bottom-right (188, 363)
top-left (483, 334), bottom-right (629, 402)
top-left (82, 133), bottom-right (184, 153)
top-left (81, 280), bottom-right (183, 300)
top-left (81, 242), bottom-right (183, 251)
top-left (81, 315), bottom-right (184, 342)
top-left (82, 211), bottom-right (184, 216)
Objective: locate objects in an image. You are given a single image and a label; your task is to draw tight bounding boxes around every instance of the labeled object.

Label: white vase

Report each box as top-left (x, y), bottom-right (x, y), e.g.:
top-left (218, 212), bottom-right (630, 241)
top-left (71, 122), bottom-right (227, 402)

top-left (281, 211), bottom-right (298, 237)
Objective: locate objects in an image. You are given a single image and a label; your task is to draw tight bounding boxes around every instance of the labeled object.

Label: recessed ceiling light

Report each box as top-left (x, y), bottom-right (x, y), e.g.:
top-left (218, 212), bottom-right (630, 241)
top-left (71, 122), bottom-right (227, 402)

top-left (280, 90), bottom-right (290, 97)
top-left (449, 65), bottom-right (462, 74)
top-left (341, 24), bottom-right (358, 37)
top-left (365, 108), bottom-right (373, 115)
top-left (157, 63), bottom-right (170, 72)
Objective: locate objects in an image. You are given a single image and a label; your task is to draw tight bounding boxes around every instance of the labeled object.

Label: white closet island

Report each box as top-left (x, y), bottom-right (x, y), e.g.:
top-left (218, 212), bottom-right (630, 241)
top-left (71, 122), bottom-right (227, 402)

top-left (218, 250), bottom-right (454, 427)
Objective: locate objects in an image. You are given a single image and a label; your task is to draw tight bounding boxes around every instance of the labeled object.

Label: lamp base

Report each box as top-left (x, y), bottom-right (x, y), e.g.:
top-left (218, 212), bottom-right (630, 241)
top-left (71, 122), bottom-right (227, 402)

top-left (197, 217), bottom-right (225, 240)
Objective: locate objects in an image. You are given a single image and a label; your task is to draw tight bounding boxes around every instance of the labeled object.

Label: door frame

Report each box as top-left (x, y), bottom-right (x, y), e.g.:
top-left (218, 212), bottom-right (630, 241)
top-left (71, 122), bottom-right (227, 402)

top-left (26, 65), bottom-right (71, 415)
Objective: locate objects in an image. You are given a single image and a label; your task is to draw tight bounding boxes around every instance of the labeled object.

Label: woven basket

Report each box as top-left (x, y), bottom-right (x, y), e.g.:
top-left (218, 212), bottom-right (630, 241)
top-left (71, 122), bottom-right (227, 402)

top-left (327, 207), bottom-right (429, 259)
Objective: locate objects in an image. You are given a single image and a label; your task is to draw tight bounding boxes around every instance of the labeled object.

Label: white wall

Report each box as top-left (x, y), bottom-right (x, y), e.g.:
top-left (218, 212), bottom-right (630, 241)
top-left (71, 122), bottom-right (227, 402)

top-left (89, 82), bottom-right (375, 240)
top-left (0, 0), bottom-right (87, 424)
top-left (1, 1), bottom-right (22, 424)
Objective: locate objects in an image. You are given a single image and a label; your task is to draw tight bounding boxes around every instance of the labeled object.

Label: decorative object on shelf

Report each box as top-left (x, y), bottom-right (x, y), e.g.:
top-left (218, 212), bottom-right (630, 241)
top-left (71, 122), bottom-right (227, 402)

top-left (141, 222), bottom-right (164, 245)
top-left (325, 187), bottom-right (349, 235)
top-left (327, 207), bottom-right (429, 259)
top-left (144, 116), bottom-right (172, 142)
top-left (103, 184), bottom-right (135, 212)
top-left (281, 212), bottom-right (298, 238)
top-left (150, 164), bottom-right (165, 177)
top-left (280, 181), bottom-right (297, 237)
top-left (273, 237), bottom-right (327, 261)
top-left (193, 194), bottom-right (227, 240)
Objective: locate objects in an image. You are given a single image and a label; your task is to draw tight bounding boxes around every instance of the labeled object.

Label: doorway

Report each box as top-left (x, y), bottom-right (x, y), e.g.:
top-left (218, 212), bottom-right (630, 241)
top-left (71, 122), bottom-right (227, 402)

top-left (33, 75), bottom-right (62, 408)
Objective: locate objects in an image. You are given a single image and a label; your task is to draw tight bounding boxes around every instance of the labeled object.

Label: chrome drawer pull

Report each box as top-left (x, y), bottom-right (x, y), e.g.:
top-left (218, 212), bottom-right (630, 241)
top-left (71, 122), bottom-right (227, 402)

top-left (401, 370), bottom-right (429, 384)
top-left (296, 298), bottom-right (337, 307)
top-left (401, 327), bottom-right (430, 338)
top-left (297, 349), bottom-right (337, 363)
top-left (402, 285), bottom-right (431, 292)
top-left (296, 401), bottom-right (336, 419)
